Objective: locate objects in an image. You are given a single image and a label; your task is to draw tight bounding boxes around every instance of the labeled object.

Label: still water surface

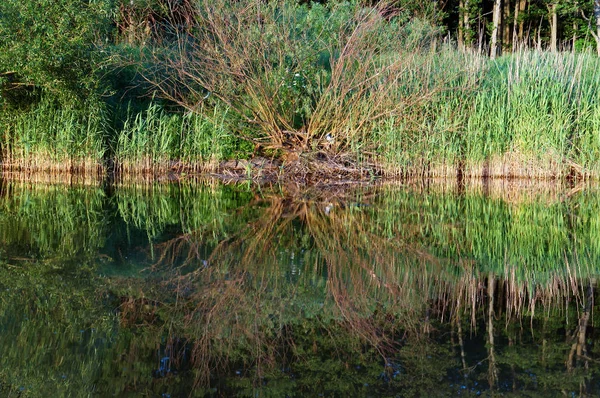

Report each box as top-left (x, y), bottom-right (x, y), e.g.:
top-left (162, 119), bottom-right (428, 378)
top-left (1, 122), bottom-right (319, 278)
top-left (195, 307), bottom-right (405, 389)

top-left (0, 178), bottom-right (599, 397)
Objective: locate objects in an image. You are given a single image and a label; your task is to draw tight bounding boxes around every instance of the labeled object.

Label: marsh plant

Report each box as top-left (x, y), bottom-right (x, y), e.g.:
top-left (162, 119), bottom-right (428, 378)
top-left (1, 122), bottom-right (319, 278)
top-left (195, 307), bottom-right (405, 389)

top-left (3, 0), bottom-right (600, 178)
top-left (144, 1), bottom-right (466, 169)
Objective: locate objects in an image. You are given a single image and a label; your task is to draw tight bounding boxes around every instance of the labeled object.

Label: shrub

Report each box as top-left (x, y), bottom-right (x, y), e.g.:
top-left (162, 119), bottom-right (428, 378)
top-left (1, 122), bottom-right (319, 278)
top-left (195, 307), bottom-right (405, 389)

top-left (144, 0), bottom-right (445, 162)
top-left (0, 0), bottom-right (113, 107)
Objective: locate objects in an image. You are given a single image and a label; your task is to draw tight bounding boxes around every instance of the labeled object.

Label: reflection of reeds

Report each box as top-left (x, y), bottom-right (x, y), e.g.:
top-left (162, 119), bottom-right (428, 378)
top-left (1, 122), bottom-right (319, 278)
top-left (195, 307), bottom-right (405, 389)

top-left (0, 181), bottom-right (107, 260)
top-left (1, 170), bottom-right (102, 185)
top-left (143, 182), bottom-right (600, 386)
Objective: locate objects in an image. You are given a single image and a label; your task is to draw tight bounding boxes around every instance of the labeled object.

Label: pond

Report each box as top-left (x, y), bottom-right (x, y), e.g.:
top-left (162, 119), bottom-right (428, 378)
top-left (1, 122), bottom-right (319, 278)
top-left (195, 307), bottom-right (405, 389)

top-left (0, 177), bottom-right (599, 397)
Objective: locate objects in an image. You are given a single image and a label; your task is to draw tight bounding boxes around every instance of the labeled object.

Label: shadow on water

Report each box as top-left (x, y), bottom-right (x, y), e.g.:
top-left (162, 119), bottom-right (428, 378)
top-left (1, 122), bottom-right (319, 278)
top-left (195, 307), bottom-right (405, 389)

top-left (0, 178), bottom-right (599, 396)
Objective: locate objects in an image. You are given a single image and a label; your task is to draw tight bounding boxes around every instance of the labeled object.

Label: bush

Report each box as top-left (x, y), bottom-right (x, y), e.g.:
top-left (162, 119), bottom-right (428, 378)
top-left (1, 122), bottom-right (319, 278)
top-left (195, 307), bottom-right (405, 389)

top-left (0, 0), bottom-right (113, 107)
top-left (145, 0), bottom-right (444, 160)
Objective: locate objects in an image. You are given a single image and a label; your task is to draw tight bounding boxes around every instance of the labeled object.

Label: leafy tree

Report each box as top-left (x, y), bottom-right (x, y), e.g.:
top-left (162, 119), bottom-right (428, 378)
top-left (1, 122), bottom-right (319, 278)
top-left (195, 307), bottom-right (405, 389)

top-left (0, 0), bottom-right (114, 107)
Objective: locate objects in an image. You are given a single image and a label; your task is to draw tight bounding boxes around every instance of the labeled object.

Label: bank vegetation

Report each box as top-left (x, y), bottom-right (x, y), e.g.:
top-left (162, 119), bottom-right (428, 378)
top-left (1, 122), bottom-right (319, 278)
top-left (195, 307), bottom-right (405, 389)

top-left (2, 0), bottom-right (600, 180)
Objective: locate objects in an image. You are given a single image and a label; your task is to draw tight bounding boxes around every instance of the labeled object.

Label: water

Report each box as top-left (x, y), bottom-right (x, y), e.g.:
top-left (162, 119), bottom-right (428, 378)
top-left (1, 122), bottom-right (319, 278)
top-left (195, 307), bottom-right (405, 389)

top-left (0, 178), bottom-right (599, 397)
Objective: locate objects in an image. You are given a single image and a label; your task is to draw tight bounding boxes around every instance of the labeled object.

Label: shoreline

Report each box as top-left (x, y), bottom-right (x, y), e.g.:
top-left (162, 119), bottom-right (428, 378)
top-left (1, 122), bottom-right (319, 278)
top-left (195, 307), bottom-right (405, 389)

top-left (1, 150), bottom-right (593, 185)
top-left (1, 163), bottom-right (591, 206)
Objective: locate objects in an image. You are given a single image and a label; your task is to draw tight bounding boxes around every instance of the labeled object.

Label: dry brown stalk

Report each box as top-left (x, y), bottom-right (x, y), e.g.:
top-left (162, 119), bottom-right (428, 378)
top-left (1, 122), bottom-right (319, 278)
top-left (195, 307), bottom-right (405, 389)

top-left (142, 0), bottom-right (459, 175)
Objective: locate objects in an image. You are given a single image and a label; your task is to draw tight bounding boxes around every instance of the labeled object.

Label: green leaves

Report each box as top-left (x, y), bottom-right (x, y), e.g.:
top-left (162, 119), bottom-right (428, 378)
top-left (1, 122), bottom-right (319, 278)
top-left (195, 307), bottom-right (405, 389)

top-left (0, 0), bottom-right (113, 106)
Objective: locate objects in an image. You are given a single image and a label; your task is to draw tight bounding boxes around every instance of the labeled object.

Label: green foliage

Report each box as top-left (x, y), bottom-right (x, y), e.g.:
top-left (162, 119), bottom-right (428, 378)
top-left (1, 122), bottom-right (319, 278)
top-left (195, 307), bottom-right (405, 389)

top-left (0, 0), bottom-right (113, 106)
top-left (114, 0), bottom-right (195, 45)
top-left (0, 96), bottom-right (107, 170)
top-left (2, 0), bottom-right (600, 175)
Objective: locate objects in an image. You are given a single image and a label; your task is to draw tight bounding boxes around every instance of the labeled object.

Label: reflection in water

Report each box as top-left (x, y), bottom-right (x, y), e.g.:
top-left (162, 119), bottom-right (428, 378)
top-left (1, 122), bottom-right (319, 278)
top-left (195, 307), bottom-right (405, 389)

top-left (0, 179), bottom-right (599, 396)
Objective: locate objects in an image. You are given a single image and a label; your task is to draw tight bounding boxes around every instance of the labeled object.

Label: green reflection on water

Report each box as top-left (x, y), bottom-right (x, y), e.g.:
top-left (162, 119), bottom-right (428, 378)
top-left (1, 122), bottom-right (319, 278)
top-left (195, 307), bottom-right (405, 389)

top-left (0, 180), bottom-right (599, 397)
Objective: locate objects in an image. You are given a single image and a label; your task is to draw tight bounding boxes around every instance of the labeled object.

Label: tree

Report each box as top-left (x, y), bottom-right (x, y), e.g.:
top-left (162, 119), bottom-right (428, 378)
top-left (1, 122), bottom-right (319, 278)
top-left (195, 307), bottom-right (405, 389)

top-left (491, 0), bottom-right (503, 58)
top-left (503, 0), bottom-right (512, 51)
top-left (514, 0), bottom-right (528, 46)
top-left (0, 0), bottom-right (113, 107)
top-left (548, 1), bottom-right (559, 51)
top-left (458, 0), bottom-right (470, 50)
top-left (593, 0), bottom-right (600, 55)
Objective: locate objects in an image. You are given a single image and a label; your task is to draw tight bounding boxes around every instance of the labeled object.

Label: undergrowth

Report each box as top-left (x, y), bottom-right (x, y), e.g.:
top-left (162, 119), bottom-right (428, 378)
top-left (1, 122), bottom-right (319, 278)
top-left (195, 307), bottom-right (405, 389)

top-left (2, 0), bottom-right (600, 179)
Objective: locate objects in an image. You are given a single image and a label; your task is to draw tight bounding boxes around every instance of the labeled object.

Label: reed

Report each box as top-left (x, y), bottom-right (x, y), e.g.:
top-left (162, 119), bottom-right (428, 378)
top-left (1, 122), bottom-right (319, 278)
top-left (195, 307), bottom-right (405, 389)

top-left (374, 49), bottom-right (600, 178)
top-left (113, 102), bottom-right (235, 175)
top-left (0, 98), bottom-right (105, 176)
top-left (3, 6), bottom-right (600, 180)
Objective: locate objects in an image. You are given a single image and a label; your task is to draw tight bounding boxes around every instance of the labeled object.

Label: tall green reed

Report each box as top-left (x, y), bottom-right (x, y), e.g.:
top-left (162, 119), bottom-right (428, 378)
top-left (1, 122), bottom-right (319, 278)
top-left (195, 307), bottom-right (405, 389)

top-left (113, 102), bottom-right (234, 174)
top-left (0, 98), bottom-right (105, 173)
top-left (464, 50), bottom-right (600, 177)
top-left (376, 49), bottom-right (600, 178)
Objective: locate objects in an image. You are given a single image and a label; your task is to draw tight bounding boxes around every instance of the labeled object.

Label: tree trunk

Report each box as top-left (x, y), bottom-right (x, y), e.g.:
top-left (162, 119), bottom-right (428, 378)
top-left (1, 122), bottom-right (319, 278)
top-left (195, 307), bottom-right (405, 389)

top-left (595, 0), bottom-right (600, 56)
top-left (478, 10), bottom-right (485, 54)
top-left (549, 2), bottom-right (558, 52)
top-left (514, 0), bottom-right (527, 48)
top-left (573, 20), bottom-right (577, 53)
top-left (464, 0), bottom-right (471, 46)
top-left (458, 0), bottom-right (473, 51)
top-left (458, 0), bottom-right (465, 50)
top-left (513, 0), bottom-right (520, 50)
top-left (536, 17), bottom-right (543, 50)
top-left (491, 0), bottom-right (503, 58)
top-left (517, 0), bottom-right (527, 43)
top-left (503, 0), bottom-right (512, 52)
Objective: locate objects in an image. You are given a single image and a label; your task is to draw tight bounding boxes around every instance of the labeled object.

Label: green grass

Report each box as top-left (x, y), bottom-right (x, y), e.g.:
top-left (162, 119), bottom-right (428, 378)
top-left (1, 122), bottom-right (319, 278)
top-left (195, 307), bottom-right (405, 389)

top-left (465, 51), bottom-right (600, 176)
top-left (113, 102), bottom-right (239, 174)
top-left (0, 96), bottom-right (244, 175)
top-left (3, 47), bottom-right (600, 178)
top-left (0, 98), bottom-right (106, 174)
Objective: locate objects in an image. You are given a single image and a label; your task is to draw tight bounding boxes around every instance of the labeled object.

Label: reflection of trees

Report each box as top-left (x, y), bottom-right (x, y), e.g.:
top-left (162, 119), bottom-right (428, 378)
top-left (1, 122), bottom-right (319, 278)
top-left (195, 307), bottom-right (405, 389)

top-left (0, 261), bottom-right (113, 396)
top-left (144, 189), bottom-right (600, 393)
top-left (566, 280), bottom-right (595, 381)
top-left (486, 276), bottom-right (498, 389)
top-left (3, 181), bottom-right (600, 395)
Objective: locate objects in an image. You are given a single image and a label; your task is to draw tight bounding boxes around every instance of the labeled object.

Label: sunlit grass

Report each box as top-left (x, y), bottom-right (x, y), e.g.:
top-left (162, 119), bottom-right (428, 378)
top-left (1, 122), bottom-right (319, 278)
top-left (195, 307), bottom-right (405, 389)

top-left (113, 103), bottom-right (234, 175)
top-left (0, 98), bottom-right (105, 175)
